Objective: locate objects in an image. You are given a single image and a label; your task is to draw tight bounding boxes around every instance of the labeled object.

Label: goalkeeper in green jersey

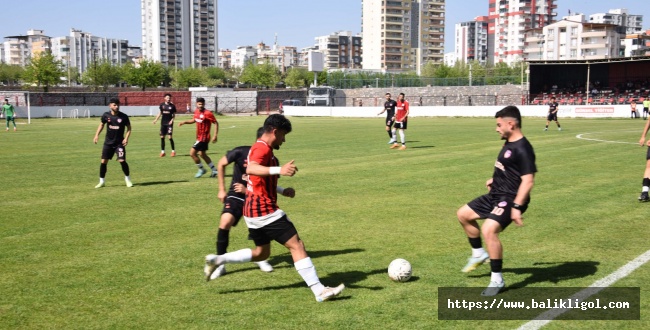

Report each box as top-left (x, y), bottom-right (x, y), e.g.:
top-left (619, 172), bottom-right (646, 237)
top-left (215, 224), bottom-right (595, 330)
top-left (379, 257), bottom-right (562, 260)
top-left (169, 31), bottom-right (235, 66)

top-left (2, 99), bottom-right (17, 131)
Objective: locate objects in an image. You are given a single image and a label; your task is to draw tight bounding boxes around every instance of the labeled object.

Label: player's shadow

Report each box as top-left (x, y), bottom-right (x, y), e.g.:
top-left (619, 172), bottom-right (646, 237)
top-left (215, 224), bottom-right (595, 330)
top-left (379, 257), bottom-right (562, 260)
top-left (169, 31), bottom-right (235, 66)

top-left (216, 267), bottom-right (387, 296)
top-left (410, 145), bottom-right (435, 149)
top-left (219, 248), bottom-right (366, 276)
top-left (468, 261), bottom-right (599, 290)
top-left (137, 180), bottom-right (190, 186)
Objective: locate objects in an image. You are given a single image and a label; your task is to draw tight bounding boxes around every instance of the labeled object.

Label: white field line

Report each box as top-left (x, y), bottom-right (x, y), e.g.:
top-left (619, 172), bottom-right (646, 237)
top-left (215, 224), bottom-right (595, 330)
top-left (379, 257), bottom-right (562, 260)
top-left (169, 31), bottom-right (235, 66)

top-left (517, 249), bottom-right (650, 330)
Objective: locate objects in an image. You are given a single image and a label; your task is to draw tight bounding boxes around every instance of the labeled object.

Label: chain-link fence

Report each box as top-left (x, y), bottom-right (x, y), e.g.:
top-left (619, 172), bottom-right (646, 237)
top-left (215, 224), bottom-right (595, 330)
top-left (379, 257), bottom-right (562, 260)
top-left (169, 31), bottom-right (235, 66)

top-left (328, 76), bottom-right (521, 89)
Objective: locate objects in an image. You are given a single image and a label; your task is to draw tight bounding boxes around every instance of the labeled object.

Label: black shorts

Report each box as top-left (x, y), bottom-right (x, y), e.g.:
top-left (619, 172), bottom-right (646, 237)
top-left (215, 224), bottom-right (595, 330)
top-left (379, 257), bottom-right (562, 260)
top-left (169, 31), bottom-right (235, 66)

top-left (395, 120), bottom-right (408, 130)
top-left (547, 113), bottom-right (558, 121)
top-left (248, 215), bottom-right (298, 246)
top-left (101, 144), bottom-right (126, 161)
top-left (385, 117), bottom-right (395, 127)
top-left (222, 196), bottom-right (244, 226)
top-left (192, 141), bottom-right (209, 151)
top-left (160, 124), bottom-right (173, 136)
top-left (467, 194), bottom-right (528, 230)
top-left (644, 107), bottom-right (649, 113)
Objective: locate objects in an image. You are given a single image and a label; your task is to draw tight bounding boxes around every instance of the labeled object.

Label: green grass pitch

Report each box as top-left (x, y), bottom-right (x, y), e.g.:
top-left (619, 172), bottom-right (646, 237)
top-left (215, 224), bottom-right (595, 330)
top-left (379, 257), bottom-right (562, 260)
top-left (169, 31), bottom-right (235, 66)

top-left (1, 114), bottom-right (648, 329)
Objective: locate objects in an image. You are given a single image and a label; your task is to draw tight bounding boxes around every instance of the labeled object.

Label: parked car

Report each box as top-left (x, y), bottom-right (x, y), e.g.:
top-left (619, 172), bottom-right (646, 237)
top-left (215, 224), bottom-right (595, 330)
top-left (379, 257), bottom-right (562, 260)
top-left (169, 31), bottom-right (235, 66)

top-left (281, 99), bottom-right (303, 106)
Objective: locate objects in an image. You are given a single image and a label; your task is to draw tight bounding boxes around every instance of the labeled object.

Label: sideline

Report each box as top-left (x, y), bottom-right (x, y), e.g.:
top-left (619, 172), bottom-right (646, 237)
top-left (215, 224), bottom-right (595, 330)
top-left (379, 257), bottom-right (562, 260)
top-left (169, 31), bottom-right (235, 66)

top-left (517, 249), bottom-right (650, 330)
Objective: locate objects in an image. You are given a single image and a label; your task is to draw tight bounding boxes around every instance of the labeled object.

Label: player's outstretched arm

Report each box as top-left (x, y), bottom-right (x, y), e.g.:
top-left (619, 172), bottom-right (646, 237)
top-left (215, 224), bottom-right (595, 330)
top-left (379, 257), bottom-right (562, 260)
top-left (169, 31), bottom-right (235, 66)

top-left (216, 156), bottom-right (229, 203)
top-left (247, 160), bottom-right (298, 177)
top-left (640, 119), bottom-right (650, 146)
top-left (93, 123), bottom-right (104, 144)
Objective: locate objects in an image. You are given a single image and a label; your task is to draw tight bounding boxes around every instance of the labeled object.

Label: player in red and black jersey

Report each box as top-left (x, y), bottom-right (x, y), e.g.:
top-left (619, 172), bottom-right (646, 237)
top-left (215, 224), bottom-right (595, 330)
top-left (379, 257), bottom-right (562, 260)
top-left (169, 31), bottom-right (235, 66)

top-left (207, 127), bottom-right (296, 279)
top-left (179, 97), bottom-right (219, 178)
top-left (390, 93), bottom-right (410, 150)
top-left (544, 97), bottom-right (561, 131)
top-left (152, 93), bottom-right (177, 157)
top-left (377, 92), bottom-right (397, 144)
top-left (205, 114), bottom-right (345, 302)
top-left (456, 106), bottom-right (537, 296)
top-left (92, 98), bottom-right (132, 188)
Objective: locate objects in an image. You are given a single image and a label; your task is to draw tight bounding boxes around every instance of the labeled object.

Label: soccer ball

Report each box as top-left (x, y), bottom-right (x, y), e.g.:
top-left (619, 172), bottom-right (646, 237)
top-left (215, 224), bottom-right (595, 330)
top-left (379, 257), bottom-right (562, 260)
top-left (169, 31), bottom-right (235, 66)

top-left (387, 258), bottom-right (412, 282)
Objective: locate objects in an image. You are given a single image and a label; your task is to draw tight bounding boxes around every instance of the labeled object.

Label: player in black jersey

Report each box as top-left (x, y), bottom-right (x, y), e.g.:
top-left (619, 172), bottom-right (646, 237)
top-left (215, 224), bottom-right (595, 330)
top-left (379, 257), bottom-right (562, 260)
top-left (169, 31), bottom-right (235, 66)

top-left (93, 98), bottom-right (133, 188)
top-left (208, 128), bottom-right (296, 279)
top-left (377, 93), bottom-right (397, 144)
top-left (544, 96), bottom-right (561, 131)
top-left (637, 117), bottom-right (650, 202)
top-left (152, 93), bottom-right (177, 157)
top-left (456, 105), bottom-right (536, 296)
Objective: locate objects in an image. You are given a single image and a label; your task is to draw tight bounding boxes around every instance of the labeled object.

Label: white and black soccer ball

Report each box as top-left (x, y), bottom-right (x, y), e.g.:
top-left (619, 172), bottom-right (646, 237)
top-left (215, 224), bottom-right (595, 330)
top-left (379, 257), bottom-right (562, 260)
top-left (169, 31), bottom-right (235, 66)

top-left (387, 258), bottom-right (412, 282)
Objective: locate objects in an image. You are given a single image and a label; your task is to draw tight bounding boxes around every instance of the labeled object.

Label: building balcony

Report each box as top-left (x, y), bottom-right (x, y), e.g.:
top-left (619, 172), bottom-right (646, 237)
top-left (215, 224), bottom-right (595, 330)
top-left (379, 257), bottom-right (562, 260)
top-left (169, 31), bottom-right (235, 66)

top-left (581, 30), bottom-right (607, 38)
top-left (580, 43), bottom-right (607, 49)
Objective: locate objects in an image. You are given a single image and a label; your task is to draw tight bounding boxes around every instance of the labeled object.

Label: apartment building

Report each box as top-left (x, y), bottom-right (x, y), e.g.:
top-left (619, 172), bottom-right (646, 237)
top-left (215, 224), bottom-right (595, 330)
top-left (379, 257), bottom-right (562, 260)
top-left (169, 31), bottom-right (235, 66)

top-left (50, 29), bottom-right (129, 75)
top-left (141, 0), bottom-right (218, 68)
top-left (362, 0), bottom-right (445, 73)
top-left (523, 14), bottom-right (622, 61)
top-left (455, 16), bottom-right (489, 65)
top-left (0, 29), bottom-right (50, 66)
top-left (590, 9), bottom-right (643, 34)
top-left (314, 31), bottom-right (362, 70)
top-left (488, 0), bottom-right (557, 65)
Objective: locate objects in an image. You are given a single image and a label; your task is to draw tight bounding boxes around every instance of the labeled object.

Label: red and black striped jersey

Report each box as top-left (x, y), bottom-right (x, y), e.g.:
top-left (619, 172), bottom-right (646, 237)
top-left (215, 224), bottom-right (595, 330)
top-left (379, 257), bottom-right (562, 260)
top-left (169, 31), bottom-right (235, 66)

top-left (244, 140), bottom-right (279, 218)
top-left (396, 100), bottom-right (409, 122)
top-left (193, 109), bottom-right (217, 142)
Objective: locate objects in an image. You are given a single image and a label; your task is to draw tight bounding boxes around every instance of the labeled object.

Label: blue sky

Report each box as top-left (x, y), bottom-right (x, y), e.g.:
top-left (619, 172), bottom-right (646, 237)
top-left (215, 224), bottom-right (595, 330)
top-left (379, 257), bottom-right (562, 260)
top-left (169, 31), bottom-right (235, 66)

top-left (2, 0), bottom-right (648, 53)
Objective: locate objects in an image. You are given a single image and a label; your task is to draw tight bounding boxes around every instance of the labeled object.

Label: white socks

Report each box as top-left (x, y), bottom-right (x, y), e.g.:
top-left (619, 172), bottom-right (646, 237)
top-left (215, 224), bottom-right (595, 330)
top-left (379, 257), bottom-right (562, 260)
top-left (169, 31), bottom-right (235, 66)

top-left (472, 248), bottom-right (486, 258)
top-left (399, 130), bottom-right (405, 144)
top-left (491, 272), bottom-right (503, 283)
top-left (221, 248), bottom-right (253, 263)
top-left (99, 178), bottom-right (105, 184)
top-left (643, 186), bottom-right (649, 192)
top-left (295, 257), bottom-right (324, 296)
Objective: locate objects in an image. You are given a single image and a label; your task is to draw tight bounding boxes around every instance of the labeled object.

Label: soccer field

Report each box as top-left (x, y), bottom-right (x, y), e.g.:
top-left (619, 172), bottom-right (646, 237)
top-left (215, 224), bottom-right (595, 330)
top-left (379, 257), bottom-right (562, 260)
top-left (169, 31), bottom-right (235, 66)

top-left (0, 115), bottom-right (648, 329)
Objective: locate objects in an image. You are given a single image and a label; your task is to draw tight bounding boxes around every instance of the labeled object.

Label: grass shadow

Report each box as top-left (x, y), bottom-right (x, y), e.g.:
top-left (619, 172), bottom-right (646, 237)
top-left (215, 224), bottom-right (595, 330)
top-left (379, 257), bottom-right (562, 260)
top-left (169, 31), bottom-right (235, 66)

top-left (468, 261), bottom-right (600, 290)
top-left (137, 180), bottom-right (190, 186)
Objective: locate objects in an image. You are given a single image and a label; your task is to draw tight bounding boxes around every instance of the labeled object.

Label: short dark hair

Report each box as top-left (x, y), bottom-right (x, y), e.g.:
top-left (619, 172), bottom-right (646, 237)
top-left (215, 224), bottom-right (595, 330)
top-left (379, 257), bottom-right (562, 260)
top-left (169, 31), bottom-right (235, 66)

top-left (495, 105), bottom-right (522, 128)
top-left (399, 93), bottom-right (405, 97)
top-left (196, 97), bottom-right (205, 103)
top-left (385, 93), bottom-right (391, 96)
top-left (256, 126), bottom-right (264, 139)
top-left (164, 93), bottom-right (172, 98)
top-left (109, 97), bottom-right (120, 105)
top-left (4, 98), bottom-right (8, 102)
top-left (550, 96), bottom-right (556, 100)
top-left (263, 114), bottom-right (292, 134)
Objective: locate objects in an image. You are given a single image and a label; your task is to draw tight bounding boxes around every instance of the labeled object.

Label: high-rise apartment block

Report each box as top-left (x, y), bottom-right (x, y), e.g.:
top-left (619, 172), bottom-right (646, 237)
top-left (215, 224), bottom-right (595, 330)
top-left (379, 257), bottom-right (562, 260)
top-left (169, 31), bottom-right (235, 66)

top-left (455, 16), bottom-right (489, 65)
top-left (314, 31), bottom-right (362, 70)
top-left (141, 0), bottom-right (218, 68)
top-left (362, 0), bottom-right (445, 73)
top-left (523, 14), bottom-right (622, 61)
top-left (589, 9), bottom-right (643, 35)
top-left (0, 30), bottom-right (50, 66)
top-left (488, 0), bottom-right (557, 65)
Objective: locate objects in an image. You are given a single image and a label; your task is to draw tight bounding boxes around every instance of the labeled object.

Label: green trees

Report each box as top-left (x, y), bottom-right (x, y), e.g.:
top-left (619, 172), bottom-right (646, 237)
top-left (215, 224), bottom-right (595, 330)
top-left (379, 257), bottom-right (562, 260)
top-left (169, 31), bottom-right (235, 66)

top-left (0, 63), bottom-right (24, 86)
top-left (81, 59), bottom-right (122, 91)
top-left (122, 60), bottom-right (166, 91)
top-left (21, 52), bottom-right (64, 92)
top-left (240, 62), bottom-right (281, 88)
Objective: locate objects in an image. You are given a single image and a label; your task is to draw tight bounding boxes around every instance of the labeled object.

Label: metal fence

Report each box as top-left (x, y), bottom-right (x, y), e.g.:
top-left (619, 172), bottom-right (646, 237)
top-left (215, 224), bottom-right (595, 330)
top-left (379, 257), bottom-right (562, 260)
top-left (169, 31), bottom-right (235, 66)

top-left (327, 76), bottom-right (522, 89)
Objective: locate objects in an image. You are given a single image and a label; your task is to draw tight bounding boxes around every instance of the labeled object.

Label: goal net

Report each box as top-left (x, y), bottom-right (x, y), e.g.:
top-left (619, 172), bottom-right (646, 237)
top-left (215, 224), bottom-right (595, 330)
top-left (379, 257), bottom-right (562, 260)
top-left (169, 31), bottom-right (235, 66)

top-left (0, 91), bottom-right (31, 124)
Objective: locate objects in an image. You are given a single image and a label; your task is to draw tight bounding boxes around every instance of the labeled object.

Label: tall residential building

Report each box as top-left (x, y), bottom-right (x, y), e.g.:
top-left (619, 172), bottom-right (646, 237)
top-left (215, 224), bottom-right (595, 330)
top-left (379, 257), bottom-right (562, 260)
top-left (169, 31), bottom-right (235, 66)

top-left (362, 0), bottom-right (445, 73)
top-left (141, 0), bottom-right (218, 68)
top-left (1, 29), bottom-right (50, 66)
top-left (230, 46), bottom-right (257, 68)
top-left (523, 14), bottom-right (622, 61)
top-left (454, 16), bottom-right (489, 65)
top-left (589, 9), bottom-right (643, 34)
top-left (488, 0), bottom-right (557, 65)
top-left (51, 29), bottom-right (129, 75)
top-left (314, 31), bottom-right (362, 70)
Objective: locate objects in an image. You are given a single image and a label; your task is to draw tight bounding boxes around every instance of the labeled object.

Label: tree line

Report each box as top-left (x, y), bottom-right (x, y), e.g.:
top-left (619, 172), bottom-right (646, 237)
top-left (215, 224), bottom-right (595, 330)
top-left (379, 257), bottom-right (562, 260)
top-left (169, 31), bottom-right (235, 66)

top-left (0, 52), bottom-right (525, 92)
